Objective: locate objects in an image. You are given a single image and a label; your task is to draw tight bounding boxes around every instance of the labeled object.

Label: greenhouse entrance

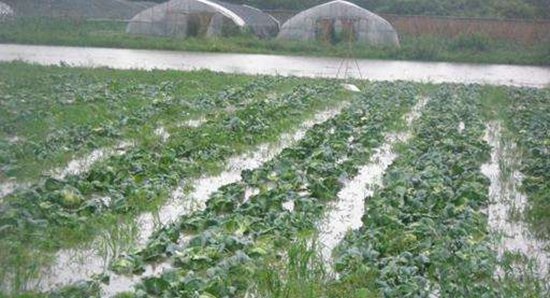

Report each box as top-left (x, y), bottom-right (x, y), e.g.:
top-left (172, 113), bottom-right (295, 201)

top-left (315, 18), bottom-right (358, 44)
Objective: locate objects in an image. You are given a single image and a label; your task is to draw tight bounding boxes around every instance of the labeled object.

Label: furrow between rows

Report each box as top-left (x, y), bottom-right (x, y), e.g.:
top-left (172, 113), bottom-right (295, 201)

top-left (318, 96), bottom-right (430, 266)
top-left (481, 122), bottom-right (548, 277)
top-left (28, 95), bottom-right (351, 294)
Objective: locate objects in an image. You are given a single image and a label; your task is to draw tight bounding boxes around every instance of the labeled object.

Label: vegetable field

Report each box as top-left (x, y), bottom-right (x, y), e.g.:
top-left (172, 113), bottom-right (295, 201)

top-left (0, 63), bottom-right (548, 297)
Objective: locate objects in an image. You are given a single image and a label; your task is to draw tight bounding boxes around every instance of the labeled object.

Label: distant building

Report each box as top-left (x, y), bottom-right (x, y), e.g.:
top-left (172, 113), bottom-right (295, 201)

top-left (278, 0), bottom-right (399, 47)
top-left (127, 0), bottom-right (279, 39)
top-left (0, 1), bottom-right (14, 21)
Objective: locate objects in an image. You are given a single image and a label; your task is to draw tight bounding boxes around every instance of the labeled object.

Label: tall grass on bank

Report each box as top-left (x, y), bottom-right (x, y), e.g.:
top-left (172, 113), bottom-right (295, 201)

top-left (0, 17), bottom-right (548, 65)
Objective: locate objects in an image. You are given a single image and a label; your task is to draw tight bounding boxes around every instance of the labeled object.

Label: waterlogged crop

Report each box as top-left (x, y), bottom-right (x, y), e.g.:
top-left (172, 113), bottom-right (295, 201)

top-left (98, 82), bottom-right (425, 297)
top-left (1, 63), bottom-right (547, 297)
top-left (333, 85), bottom-right (549, 297)
top-left (0, 63), bottom-right (284, 182)
top-left (0, 66), bottom-right (349, 294)
top-left (503, 88), bottom-right (550, 239)
top-left (333, 85), bottom-right (496, 296)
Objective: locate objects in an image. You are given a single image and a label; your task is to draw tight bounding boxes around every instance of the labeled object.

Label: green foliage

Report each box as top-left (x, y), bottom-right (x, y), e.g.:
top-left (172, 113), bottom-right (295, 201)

top-left (503, 88), bottom-right (550, 239)
top-left (1, 64), bottom-right (548, 297)
top-left (105, 81), bottom-right (423, 297)
top-left (449, 33), bottom-right (491, 52)
top-left (0, 64), bottom-right (352, 295)
top-left (223, 0), bottom-right (549, 19)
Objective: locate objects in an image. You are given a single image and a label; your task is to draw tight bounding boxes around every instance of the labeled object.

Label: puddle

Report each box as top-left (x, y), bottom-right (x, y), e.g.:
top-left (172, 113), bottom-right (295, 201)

top-left (317, 97), bottom-right (428, 265)
top-left (0, 44), bottom-right (548, 88)
top-left (154, 126), bottom-right (170, 142)
top-left (282, 200), bottom-right (295, 212)
top-left (481, 122), bottom-right (548, 277)
top-left (458, 121), bottom-right (465, 133)
top-left (31, 248), bottom-right (108, 292)
top-left (30, 103), bottom-right (348, 296)
top-left (179, 118), bottom-right (206, 128)
top-left (1, 142), bottom-right (133, 200)
top-left (341, 83), bottom-right (361, 92)
top-left (29, 219), bottom-right (138, 292)
top-left (136, 104), bottom-right (349, 247)
top-left (0, 181), bottom-right (17, 199)
top-left (49, 141), bottom-right (133, 179)
top-left (6, 135), bottom-right (23, 144)
top-left (0, 181), bottom-right (29, 202)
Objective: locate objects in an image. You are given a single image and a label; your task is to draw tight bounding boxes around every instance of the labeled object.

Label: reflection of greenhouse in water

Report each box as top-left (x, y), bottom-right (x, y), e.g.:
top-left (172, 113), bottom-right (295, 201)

top-left (278, 0), bottom-right (400, 47)
top-left (127, 0), bottom-right (279, 39)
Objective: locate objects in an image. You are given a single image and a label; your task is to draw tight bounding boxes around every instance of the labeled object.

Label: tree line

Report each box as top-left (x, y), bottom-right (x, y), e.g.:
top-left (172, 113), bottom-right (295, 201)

top-left (135, 0), bottom-right (549, 19)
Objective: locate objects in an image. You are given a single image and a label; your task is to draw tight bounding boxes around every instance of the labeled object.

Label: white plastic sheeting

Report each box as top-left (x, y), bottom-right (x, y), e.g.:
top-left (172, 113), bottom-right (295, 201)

top-left (278, 0), bottom-right (399, 47)
top-left (126, 0), bottom-right (278, 38)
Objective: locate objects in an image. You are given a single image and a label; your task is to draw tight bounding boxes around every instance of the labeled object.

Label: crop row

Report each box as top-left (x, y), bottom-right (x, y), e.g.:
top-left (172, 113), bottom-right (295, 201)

top-left (502, 87), bottom-right (549, 239)
top-left (333, 85), bottom-right (534, 296)
top-left (86, 82), bottom-right (427, 297)
top-left (0, 79), bottom-right (347, 293)
top-left (0, 68), bottom-right (285, 182)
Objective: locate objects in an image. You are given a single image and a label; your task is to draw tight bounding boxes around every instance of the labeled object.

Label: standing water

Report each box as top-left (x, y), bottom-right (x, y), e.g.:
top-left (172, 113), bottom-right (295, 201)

top-left (0, 44), bottom-right (549, 88)
top-left (30, 102), bottom-right (350, 296)
top-left (318, 97), bottom-right (430, 265)
top-left (481, 122), bottom-right (548, 277)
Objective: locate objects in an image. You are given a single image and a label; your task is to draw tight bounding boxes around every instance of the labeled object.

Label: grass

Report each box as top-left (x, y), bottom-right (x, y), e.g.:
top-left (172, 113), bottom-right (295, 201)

top-left (0, 18), bottom-right (549, 65)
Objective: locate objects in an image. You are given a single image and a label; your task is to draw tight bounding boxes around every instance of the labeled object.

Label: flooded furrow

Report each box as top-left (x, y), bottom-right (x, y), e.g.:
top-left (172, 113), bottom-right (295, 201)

top-left (50, 141), bottom-right (134, 179)
top-left (481, 122), bottom-right (548, 277)
top-left (0, 181), bottom-right (20, 200)
top-left (179, 117), bottom-right (207, 128)
top-left (0, 141), bottom-right (133, 200)
top-left (154, 126), bottom-right (170, 143)
top-left (136, 104), bottom-right (349, 247)
top-left (317, 97), bottom-right (429, 265)
top-left (31, 103), bottom-right (349, 296)
top-left (105, 103), bottom-right (349, 297)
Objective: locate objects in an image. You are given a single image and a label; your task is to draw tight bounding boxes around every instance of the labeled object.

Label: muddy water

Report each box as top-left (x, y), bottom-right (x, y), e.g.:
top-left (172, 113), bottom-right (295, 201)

top-left (179, 117), bottom-right (207, 128)
top-left (0, 141), bottom-right (133, 200)
top-left (50, 141), bottom-right (133, 179)
top-left (0, 181), bottom-right (17, 198)
top-left (31, 103), bottom-right (348, 296)
top-left (154, 126), bottom-right (170, 143)
top-left (318, 97), bottom-right (429, 265)
top-left (1, 44), bottom-right (549, 88)
top-left (481, 122), bottom-right (548, 277)
top-left (136, 104), bottom-right (348, 246)
top-left (105, 104), bottom-right (349, 296)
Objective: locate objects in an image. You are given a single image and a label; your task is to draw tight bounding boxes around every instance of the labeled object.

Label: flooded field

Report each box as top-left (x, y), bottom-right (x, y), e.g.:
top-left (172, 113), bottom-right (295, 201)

top-left (0, 44), bottom-right (549, 88)
top-left (0, 63), bottom-right (548, 297)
